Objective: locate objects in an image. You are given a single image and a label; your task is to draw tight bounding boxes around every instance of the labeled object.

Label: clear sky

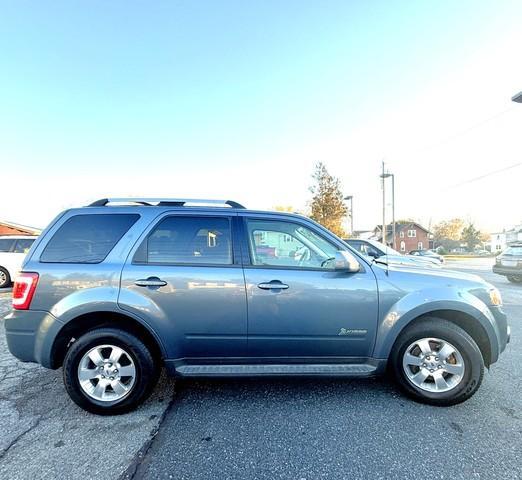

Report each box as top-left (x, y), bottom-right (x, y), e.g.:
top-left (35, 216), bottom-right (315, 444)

top-left (1, 1), bottom-right (521, 233)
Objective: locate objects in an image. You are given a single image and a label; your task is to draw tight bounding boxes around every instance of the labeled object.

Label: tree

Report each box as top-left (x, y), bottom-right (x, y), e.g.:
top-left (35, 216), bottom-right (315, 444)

top-left (273, 205), bottom-right (294, 212)
top-left (433, 218), bottom-right (465, 250)
top-left (433, 218), bottom-right (465, 241)
top-left (461, 223), bottom-right (482, 251)
top-left (309, 162), bottom-right (347, 237)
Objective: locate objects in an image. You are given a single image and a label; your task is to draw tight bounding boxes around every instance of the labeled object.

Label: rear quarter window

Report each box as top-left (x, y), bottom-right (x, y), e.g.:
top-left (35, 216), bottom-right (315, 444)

top-left (504, 246), bottom-right (522, 256)
top-left (13, 238), bottom-right (35, 253)
top-left (40, 214), bottom-right (139, 263)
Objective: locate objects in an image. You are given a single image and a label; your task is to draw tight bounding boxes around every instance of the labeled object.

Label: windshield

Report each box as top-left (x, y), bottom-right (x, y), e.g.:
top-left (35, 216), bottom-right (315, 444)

top-left (365, 239), bottom-right (402, 256)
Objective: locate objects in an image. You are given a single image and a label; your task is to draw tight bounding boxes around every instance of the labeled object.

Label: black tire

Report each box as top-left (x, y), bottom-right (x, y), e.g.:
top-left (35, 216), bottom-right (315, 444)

top-left (390, 318), bottom-right (484, 406)
top-left (0, 267), bottom-right (11, 288)
top-left (507, 275), bottom-right (522, 284)
top-left (63, 327), bottom-right (159, 415)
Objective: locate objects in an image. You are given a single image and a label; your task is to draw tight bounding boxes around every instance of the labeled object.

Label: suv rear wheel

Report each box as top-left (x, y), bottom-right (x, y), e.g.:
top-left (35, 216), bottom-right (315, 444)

top-left (507, 275), bottom-right (522, 283)
top-left (391, 318), bottom-right (484, 406)
top-left (63, 327), bottom-right (159, 414)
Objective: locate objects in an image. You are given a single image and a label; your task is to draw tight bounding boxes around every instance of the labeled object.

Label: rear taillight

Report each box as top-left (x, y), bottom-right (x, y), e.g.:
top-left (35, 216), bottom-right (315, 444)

top-left (12, 272), bottom-right (39, 310)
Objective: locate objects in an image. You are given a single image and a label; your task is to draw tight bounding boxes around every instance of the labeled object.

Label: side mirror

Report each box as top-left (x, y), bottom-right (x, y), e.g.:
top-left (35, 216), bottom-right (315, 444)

top-left (335, 250), bottom-right (361, 273)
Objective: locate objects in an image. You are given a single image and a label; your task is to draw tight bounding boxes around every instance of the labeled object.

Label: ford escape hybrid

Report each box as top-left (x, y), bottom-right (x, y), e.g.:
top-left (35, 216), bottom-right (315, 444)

top-left (4, 198), bottom-right (510, 414)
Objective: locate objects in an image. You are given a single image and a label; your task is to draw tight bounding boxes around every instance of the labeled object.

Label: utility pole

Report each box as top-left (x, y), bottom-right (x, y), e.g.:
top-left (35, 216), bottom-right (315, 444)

top-left (381, 161), bottom-right (386, 245)
top-left (391, 173), bottom-right (396, 249)
top-left (344, 195), bottom-right (354, 236)
top-left (380, 164), bottom-right (396, 249)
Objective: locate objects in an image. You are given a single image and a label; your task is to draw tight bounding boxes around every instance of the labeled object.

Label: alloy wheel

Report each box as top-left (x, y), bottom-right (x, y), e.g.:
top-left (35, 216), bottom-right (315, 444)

top-left (402, 337), bottom-right (465, 393)
top-left (77, 344), bottom-right (136, 402)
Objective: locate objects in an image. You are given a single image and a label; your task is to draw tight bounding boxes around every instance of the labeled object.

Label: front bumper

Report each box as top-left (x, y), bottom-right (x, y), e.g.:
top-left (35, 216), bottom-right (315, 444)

top-left (4, 309), bottom-right (63, 368)
top-left (490, 305), bottom-right (510, 358)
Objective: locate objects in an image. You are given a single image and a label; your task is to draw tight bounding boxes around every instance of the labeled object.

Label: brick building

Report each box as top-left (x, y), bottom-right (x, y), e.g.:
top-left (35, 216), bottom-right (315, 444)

top-left (374, 222), bottom-right (431, 253)
top-left (0, 221), bottom-right (41, 236)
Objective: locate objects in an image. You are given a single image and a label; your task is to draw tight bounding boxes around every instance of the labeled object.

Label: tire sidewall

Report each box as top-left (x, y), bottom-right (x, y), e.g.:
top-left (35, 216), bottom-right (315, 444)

top-left (63, 329), bottom-right (156, 415)
top-left (0, 267), bottom-right (10, 289)
top-left (392, 320), bottom-right (484, 404)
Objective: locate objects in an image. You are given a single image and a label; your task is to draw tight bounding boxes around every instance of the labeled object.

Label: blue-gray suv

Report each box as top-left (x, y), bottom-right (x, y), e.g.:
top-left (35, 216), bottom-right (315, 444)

top-left (4, 198), bottom-right (510, 414)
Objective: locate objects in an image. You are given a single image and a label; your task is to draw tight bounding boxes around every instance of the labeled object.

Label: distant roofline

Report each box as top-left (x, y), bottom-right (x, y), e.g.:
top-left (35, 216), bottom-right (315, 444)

top-left (374, 221), bottom-right (431, 234)
top-left (0, 220), bottom-right (42, 234)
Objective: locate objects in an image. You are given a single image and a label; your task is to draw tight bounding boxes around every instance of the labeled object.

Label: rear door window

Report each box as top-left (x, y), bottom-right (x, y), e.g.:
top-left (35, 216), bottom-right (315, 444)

top-left (40, 214), bottom-right (139, 263)
top-left (134, 216), bottom-right (232, 265)
top-left (0, 239), bottom-right (15, 252)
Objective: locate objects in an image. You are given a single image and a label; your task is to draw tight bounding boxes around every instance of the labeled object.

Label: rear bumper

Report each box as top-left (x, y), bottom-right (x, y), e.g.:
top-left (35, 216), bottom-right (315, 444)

top-left (4, 309), bottom-right (63, 368)
top-left (492, 265), bottom-right (522, 276)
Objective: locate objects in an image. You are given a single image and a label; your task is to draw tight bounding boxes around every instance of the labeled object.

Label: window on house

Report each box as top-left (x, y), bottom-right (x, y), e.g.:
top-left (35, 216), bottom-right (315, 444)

top-left (400, 241), bottom-right (406, 252)
top-left (407, 229), bottom-right (417, 237)
top-left (417, 242), bottom-right (423, 250)
top-left (399, 231), bottom-right (404, 238)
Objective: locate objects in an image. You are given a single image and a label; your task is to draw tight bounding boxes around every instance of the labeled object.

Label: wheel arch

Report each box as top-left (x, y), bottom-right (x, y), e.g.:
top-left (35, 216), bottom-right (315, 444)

top-left (49, 310), bottom-right (165, 369)
top-left (0, 264), bottom-right (12, 285)
top-left (373, 294), bottom-right (500, 368)
top-left (394, 310), bottom-right (492, 367)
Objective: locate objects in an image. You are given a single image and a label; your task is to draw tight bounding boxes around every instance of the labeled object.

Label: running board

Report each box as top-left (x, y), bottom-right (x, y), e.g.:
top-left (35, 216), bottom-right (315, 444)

top-left (175, 363), bottom-right (377, 377)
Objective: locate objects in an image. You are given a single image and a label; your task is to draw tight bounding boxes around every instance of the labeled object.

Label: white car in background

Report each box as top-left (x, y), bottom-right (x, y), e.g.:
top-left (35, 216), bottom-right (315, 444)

top-left (344, 238), bottom-right (442, 268)
top-left (0, 235), bottom-right (38, 288)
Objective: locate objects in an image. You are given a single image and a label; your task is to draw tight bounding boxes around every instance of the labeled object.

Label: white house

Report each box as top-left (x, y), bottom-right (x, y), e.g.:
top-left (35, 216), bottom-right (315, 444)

top-left (490, 232), bottom-right (507, 253)
top-left (490, 224), bottom-right (522, 252)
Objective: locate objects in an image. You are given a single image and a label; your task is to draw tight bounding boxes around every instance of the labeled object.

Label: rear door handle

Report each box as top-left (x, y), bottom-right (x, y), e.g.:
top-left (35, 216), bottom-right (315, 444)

top-left (134, 277), bottom-right (167, 287)
top-left (257, 281), bottom-right (289, 290)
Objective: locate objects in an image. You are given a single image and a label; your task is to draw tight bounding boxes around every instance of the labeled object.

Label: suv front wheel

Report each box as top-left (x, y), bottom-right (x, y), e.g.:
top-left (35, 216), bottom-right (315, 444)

top-left (63, 327), bottom-right (159, 414)
top-left (391, 318), bottom-right (484, 406)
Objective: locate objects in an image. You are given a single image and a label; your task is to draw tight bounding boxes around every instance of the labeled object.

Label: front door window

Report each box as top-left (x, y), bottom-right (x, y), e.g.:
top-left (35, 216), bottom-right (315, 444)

top-left (246, 219), bottom-right (338, 269)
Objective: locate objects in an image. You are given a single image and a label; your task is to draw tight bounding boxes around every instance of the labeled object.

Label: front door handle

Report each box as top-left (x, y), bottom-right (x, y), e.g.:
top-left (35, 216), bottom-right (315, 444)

top-left (257, 280), bottom-right (289, 290)
top-left (134, 277), bottom-right (167, 287)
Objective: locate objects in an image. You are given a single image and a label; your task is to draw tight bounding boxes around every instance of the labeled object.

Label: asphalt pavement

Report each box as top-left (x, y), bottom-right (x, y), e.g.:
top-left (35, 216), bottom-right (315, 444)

top-left (0, 287), bottom-right (175, 480)
top-left (0, 258), bottom-right (520, 480)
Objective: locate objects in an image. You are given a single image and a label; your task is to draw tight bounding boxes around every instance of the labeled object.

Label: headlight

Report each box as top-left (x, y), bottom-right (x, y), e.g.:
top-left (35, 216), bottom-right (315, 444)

top-left (489, 288), bottom-right (502, 306)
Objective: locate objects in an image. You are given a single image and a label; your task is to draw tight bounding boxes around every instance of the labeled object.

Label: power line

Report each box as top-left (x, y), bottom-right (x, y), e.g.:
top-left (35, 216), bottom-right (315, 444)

top-left (414, 106), bottom-right (516, 155)
top-left (443, 161), bottom-right (522, 191)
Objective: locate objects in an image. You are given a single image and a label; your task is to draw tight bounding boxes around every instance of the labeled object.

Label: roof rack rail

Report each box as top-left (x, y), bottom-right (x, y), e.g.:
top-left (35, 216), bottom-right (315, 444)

top-left (87, 198), bottom-right (246, 209)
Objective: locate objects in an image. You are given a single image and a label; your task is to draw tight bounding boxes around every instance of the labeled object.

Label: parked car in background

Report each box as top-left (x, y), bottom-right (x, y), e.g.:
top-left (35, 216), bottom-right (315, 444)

top-left (0, 235), bottom-right (38, 288)
top-left (345, 239), bottom-right (442, 268)
top-left (5, 198), bottom-right (509, 414)
top-left (493, 243), bottom-right (522, 283)
top-left (408, 249), bottom-right (445, 264)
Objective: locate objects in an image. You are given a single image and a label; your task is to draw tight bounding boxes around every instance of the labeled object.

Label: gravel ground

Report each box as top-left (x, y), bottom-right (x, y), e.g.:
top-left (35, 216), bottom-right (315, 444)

top-left (0, 258), bottom-right (520, 480)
